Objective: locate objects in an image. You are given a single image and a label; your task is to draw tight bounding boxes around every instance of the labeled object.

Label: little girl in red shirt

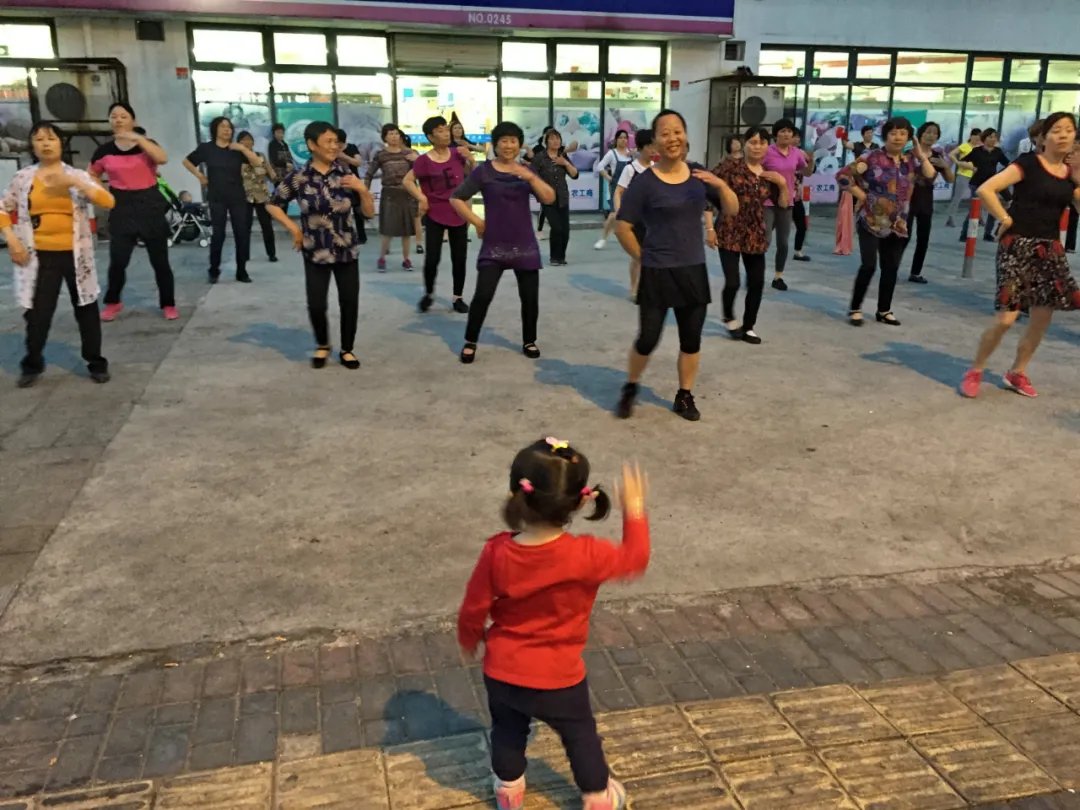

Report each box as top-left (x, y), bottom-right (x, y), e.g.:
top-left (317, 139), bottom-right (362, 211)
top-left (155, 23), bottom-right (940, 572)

top-left (458, 437), bottom-right (650, 810)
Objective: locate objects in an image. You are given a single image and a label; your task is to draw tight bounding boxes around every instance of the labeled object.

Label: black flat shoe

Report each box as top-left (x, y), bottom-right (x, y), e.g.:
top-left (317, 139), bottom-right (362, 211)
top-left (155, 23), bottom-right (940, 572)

top-left (849, 310), bottom-right (864, 326)
top-left (793, 254), bottom-right (811, 262)
top-left (522, 343), bottom-right (540, 359)
top-left (236, 272), bottom-right (253, 283)
top-left (771, 277), bottom-right (788, 291)
top-left (741, 329), bottom-right (762, 345)
top-left (418, 294), bottom-right (434, 313)
top-left (416, 245), bottom-right (424, 254)
top-left (615, 382), bottom-right (638, 419)
top-left (208, 269), bottom-right (220, 284)
top-left (339, 351), bottom-right (361, 370)
top-left (876, 311), bottom-right (901, 326)
top-left (312, 346), bottom-right (331, 369)
top-left (268, 256), bottom-right (278, 263)
top-left (460, 342), bottom-right (477, 364)
top-left (89, 370), bottom-right (111, 384)
top-left (452, 298), bottom-right (470, 314)
top-left (908, 274), bottom-right (928, 284)
top-left (16, 372), bottom-right (40, 388)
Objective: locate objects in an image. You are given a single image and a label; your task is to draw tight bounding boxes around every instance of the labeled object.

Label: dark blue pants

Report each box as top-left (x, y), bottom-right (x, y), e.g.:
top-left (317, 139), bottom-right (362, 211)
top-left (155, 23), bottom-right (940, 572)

top-left (485, 675), bottom-right (608, 793)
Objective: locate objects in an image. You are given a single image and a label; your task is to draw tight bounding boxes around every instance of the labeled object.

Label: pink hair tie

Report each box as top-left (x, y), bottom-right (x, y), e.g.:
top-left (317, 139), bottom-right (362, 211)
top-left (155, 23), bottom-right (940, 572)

top-left (519, 478), bottom-right (534, 493)
top-left (581, 486), bottom-right (593, 497)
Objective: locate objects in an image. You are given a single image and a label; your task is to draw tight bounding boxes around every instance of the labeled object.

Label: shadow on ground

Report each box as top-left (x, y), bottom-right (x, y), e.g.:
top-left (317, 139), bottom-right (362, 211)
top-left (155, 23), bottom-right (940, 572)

top-left (382, 690), bottom-right (576, 808)
top-left (227, 323), bottom-right (312, 363)
top-left (861, 341), bottom-right (977, 390)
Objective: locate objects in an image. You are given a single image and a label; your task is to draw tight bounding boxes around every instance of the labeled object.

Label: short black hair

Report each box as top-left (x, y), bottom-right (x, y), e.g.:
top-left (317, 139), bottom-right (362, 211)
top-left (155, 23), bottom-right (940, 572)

top-left (422, 116), bottom-right (448, 138)
top-left (272, 123), bottom-right (285, 133)
top-left (28, 120), bottom-right (64, 162)
top-left (503, 438), bottom-right (610, 530)
top-left (545, 128), bottom-right (563, 147)
top-left (861, 124), bottom-right (874, 136)
top-left (772, 118), bottom-right (796, 137)
top-left (969, 128), bottom-right (983, 138)
top-left (881, 116), bottom-right (914, 140)
top-left (208, 116), bottom-right (231, 141)
top-left (980, 127), bottom-right (998, 140)
top-left (108, 101), bottom-right (136, 119)
top-left (1041, 112), bottom-right (1076, 137)
top-left (724, 135), bottom-right (741, 154)
top-left (652, 108), bottom-right (687, 133)
top-left (491, 121), bottom-right (525, 146)
top-left (335, 128), bottom-right (348, 143)
top-left (303, 120), bottom-right (337, 147)
top-left (236, 130), bottom-right (253, 144)
top-left (742, 126), bottom-right (771, 143)
top-left (916, 121), bottom-right (940, 140)
top-left (380, 122), bottom-right (401, 142)
top-left (634, 128), bottom-right (654, 150)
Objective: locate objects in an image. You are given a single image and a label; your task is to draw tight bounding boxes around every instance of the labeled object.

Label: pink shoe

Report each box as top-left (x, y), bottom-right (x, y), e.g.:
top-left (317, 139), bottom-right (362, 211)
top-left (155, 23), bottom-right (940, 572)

top-left (959, 369), bottom-right (982, 398)
top-left (377, 257), bottom-right (387, 272)
top-left (100, 302), bottom-right (123, 322)
top-left (583, 779), bottom-right (626, 810)
top-left (402, 259), bottom-right (414, 270)
top-left (162, 306), bottom-right (180, 321)
top-left (1004, 370), bottom-right (1038, 398)
top-left (493, 775), bottom-right (525, 810)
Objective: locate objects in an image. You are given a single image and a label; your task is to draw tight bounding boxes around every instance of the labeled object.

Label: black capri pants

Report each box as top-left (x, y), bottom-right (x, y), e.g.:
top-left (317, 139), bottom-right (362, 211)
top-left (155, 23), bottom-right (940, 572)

top-left (635, 304), bottom-right (707, 356)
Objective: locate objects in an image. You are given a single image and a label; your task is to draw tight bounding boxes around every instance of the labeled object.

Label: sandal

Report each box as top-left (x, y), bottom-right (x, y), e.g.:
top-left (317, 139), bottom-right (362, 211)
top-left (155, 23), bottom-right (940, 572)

top-left (312, 345), bottom-right (331, 369)
top-left (522, 343), bottom-right (541, 359)
top-left (460, 342), bottom-right (477, 364)
top-left (339, 351), bottom-right (361, 370)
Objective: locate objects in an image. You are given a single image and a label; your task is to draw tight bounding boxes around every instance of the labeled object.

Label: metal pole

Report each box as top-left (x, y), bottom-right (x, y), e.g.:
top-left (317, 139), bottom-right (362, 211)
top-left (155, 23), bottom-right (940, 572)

top-left (961, 197), bottom-right (981, 279)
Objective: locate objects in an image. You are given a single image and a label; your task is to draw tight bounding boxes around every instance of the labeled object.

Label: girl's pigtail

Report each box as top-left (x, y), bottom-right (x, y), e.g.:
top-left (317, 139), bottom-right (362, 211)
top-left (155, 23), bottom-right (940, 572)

top-left (585, 485), bottom-right (611, 522)
top-left (503, 489), bottom-right (530, 530)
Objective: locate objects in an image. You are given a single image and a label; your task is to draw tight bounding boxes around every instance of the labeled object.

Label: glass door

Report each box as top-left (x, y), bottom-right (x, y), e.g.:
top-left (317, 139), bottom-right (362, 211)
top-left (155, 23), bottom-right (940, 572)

top-left (272, 73), bottom-right (334, 164)
top-left (192, 69), bottom-right (272, 151)
top-left (396, 75), bottom-right (497, 153)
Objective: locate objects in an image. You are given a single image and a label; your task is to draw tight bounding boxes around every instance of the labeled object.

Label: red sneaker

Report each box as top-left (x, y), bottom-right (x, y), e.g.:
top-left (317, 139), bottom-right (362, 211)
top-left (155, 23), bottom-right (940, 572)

top-left (1004, 370), bottom-right (1038, 398)
top-left (162, 306), bottom-right (180, 321)
top-left (100, 302), bottom-right (123, 322)
top-left (959, 369), bottom-right (982, 398)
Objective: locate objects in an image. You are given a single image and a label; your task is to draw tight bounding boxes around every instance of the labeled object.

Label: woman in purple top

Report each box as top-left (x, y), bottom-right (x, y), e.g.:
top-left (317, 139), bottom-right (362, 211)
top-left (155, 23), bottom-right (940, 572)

top-left (451, 121), bottom-right (556, 364)
top-left (837, 116), bottom-right (936, 327)
top-left (404, 115), bottom-right (474, 314)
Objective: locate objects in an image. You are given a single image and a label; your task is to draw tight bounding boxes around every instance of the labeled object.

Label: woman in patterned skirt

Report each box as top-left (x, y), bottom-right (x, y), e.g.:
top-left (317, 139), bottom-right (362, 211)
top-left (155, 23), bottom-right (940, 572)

top-left (960, 112), bottom-right (1080, 399)
top-left (365, 123), bottom-right (418, 272)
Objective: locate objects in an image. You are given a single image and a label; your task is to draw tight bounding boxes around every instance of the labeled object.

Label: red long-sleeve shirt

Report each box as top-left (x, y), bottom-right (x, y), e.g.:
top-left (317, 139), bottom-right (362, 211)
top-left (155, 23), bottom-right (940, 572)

top-left (457, 515), bottom-right (650, 690)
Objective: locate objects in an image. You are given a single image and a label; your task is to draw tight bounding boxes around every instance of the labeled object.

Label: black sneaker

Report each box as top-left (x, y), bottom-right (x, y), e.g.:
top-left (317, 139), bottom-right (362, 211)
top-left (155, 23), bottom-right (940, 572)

top-left (236, 271), bottom-right (253, 283)
top-left (418, 294), bottom-right (434, 313)
top-left (908, 274), bottom-right (928, 284)
top-left (615, 382), bottom-right (638, 419)
top-left (672, 390), bottom-right (701, 421)
top-left (89, 369), bottom-right (111, 384)
top-left (452, 298), bottom-right (470, 314)
top-left (771, 277), bottom-right (788, 291)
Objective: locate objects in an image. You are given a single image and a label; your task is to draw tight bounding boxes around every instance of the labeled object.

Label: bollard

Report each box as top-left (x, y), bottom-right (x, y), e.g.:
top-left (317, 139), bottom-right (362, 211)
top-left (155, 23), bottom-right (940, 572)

top-left (961, 198), bottom-right (981, 279)
top-left (1060, 208), bottom-right (1070, 247)
top-left (802, 185), bottom-right (811, 230)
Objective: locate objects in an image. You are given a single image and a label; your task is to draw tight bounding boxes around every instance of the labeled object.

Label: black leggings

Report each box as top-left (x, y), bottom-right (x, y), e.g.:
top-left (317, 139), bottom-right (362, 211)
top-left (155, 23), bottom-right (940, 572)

top-left (793, 199), bottom-right (807, 252)
top-left (209, 199), bottom-right (251, 275)
top-left (105, 232), bottom-right (175, 308)
top-left (908, 212), bottom-right (932, 277)
top-left (719, 250), bottom-right (766, 330)
top-left (542, 204), bottom-right (570, 262)
top-left (634, 302), bottom-right (707, 356)
top-left (485, 675), bottom-right (608, 794)
top-left (247, 202), bottom-right (277, 260)
top-left (851, 225), bottom-right (909, 313)
top-left (423, 218), bottom-right (468, 297)
top-left (464, 262), bottom-right (539, 345)
top-left (23, 250), bottom-right (106, 375)
top-left (304, 259), bottom-right (359, 352)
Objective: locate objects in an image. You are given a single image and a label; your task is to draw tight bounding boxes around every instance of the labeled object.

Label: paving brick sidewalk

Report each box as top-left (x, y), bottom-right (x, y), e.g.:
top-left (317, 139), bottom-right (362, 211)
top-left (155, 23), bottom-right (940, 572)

top-left (6, 562), bottom-right (1080, 804)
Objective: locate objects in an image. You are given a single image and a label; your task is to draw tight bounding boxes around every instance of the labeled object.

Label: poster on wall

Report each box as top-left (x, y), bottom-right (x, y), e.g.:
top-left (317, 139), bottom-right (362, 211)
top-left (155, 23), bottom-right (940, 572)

top-left (276, 101), bottom-right (336, 164)
top-left (197, 101), bottom-right (273, 154)
top-left (552, 106), bottom-right (602, 211)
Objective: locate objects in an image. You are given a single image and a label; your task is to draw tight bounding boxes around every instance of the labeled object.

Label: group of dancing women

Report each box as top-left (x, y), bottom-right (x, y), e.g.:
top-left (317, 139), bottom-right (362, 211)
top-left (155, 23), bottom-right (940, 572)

top-left (3, 102), bottom-right (1079, 405)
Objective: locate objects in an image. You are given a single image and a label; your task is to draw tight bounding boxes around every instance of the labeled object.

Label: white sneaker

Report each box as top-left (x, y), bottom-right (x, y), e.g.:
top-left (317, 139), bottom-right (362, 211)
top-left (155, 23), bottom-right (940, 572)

top-left (593, 238), bottom-right (606, 250)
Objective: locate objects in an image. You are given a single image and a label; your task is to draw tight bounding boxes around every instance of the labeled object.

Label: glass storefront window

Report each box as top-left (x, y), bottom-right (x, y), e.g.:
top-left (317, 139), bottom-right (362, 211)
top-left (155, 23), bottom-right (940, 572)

top-left (397, 75), bottom-right (496, 150)
top-left (1042, 88), bottom-right (1080, 118)
top-left (971, 57), bottom-right (1003, 83)
top-left (963, 88), bottom-right (1002, 139)
top-left (0, 67), bottom-right (33, 164)
top-left (759, 49), bottom-right (806, 78)
top-left (806, 83), bottom-right (849, 151)
top-left (502, 77), bottom-right (549, 153)
top-left (273, 32), bottom-right (327, 66)
top-left (609, 45), bottom-right (662, 76)
top-left (192, 29), bottom-right (265, 66)
top-left (1046, 60), bottom-right (1080, 85)
top-left (895, 52), bottom-right (966, 84)
top-left (1001, 88), bottom-right (1039, 158)
top-left (556, 44), bottom-right (599, 75)
top-left (813, 51), bottom-right (849, 79)
top-left (336, 35), bottom-right (389, 68)
top-left (502, 41), bottom-right (547, 73)
top-left (603, 81), bottom-right (661, 151)
top-left (271, 73), bottom-right (333, 162)
top-left (0, 23), bottom-right (54, 59)
top-left (891, 86), bottom-right (965, 148)
top-left (846, 85), bottom-right (889, 151)
top-left (855, 52), bottom-right (891, 80)
top-left (553, 80), bottom-right (601, 209)
top-left (335, 74), bottom-right (392, 168)
top-left (192, 69), bottom-right (272, 155)
top-left (1009, 58), bottom-right (1042, 83)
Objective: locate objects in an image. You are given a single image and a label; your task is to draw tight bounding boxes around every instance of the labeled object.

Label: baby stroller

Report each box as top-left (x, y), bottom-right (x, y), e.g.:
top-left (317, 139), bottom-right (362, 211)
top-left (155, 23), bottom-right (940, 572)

top-left (159, 178), bottom-right (211, 248)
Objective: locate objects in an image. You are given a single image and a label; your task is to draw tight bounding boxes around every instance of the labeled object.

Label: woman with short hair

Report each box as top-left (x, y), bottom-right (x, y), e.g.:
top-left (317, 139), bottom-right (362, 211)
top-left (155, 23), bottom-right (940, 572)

top-left (236, 130), bottom-right (277, 264)
top-left (366, 123), bottom-right (419, 272)
top-left (906, 121), bottom-right (953, 284)
top-left (529, 129), bottom-right (579, 266)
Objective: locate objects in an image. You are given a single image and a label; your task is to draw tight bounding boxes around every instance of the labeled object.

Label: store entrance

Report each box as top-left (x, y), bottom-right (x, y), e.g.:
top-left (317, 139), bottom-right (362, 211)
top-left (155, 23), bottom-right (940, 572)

top-left (395, 75), bottom-right (497, 153)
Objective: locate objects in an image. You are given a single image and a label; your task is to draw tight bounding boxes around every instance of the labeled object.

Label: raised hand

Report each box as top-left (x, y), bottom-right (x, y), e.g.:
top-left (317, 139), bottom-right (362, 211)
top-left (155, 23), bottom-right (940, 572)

top-left (340, 175), bottom-right (367, 194)
top-left (617, 461), bottom-right (647, 520)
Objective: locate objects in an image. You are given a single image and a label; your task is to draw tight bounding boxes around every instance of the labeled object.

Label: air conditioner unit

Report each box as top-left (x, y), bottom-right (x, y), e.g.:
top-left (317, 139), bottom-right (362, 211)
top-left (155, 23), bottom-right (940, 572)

top-left (707, 82), bottom-right (786, 167)
top-left (31, 65), bottom-right (124, 124)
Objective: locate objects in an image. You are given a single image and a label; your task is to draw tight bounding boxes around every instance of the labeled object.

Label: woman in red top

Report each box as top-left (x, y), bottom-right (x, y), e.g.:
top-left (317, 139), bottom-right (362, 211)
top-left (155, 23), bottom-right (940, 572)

top-left (458, 438), bottom-right (649, 810)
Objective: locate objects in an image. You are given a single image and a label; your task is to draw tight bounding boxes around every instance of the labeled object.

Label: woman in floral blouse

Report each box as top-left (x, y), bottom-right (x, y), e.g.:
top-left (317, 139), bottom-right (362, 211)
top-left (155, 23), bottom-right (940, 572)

top-left (837, 116), bottom-right (936, 327)
top-left (267, 121), bottom-right (374, 370)
top-left (237, 131), bottom-right (277, 263)
top-left (715, 126), bottom-right (789, 344)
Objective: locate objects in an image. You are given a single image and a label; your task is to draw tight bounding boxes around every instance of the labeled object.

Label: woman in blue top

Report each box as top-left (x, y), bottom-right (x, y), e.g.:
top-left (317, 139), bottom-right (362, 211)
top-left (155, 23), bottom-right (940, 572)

top-left (614, 109), bottom-right (738, 422)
